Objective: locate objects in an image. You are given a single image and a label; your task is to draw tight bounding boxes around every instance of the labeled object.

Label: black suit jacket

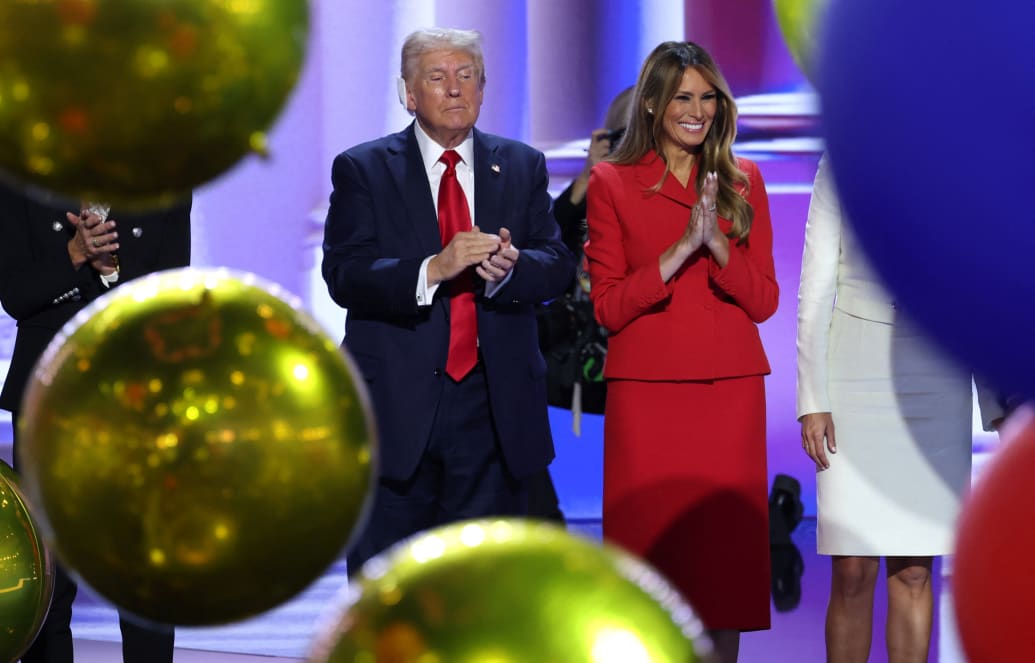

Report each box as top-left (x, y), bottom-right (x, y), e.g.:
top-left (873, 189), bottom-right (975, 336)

top-left (0, 182), bottom-right (191, 413)
top-left (322, 123), bottom-right (575, 481)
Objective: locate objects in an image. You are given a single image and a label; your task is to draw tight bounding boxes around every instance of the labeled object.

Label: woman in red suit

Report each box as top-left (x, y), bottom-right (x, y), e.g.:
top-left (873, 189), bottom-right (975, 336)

top-left (586, 41), bottom-right (778, 663)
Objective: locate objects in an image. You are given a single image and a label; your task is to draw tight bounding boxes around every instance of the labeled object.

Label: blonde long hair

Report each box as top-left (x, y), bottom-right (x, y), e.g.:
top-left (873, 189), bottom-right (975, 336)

top-left (610, 41), bottom-right (753, 240)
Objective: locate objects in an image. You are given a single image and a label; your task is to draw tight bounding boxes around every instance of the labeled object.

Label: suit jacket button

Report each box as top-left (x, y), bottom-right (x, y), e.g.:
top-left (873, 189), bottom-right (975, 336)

top-left (433, 368), bottom-right (442, 377)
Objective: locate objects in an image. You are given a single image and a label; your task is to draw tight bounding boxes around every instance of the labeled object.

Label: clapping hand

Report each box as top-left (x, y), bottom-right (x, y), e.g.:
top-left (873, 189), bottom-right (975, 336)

top-left (67, 208), bottom-right (118, 272)
top-left (698, 171), bottom-right (730, 266)
top-left (427, 226), bottom-right (501, 285)
top-left (697, 171), bottom-right (719, 245)
top-left (659, 171), bottom-right (727, 280)
top-left (477, 227), bottom-right (519, 283)
top-left (682, 170), bottom-right (719, 254)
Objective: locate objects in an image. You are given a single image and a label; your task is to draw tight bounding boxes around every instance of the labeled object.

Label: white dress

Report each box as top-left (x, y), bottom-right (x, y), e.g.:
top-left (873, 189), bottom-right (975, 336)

top-left (796, 156), bottom-right (977, 556)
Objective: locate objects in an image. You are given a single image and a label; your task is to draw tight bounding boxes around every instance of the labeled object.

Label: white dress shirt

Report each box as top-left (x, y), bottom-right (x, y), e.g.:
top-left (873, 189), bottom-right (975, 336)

top-left (413, 121), bottom-right (509, 306)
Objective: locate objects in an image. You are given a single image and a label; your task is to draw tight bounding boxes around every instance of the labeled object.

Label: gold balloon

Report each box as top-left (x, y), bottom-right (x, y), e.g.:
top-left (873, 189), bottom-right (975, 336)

top-left (17, 269), bottom-right (375, 626)
top-left (310, 519), bottom-right (712, 663)
top-left (773, 0), bottom-right (829, 83)
top-left (0, 0), bottom-right (308, 206)
top-left (0, 461), bottom-right (55, 663)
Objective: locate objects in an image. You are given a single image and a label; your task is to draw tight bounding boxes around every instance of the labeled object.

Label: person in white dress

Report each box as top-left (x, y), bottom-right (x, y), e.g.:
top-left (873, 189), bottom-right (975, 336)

top-left (795, 154), bottom-right (1004, 662)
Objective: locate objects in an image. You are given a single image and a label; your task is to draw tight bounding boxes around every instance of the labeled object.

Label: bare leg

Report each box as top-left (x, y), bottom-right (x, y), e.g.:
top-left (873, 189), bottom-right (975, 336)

top-left (885, 556), bottom-right (933, 663)
top-left (708, 629), bottom-right (740, 663)
top-left (827, 555), bottom-right (879, 663)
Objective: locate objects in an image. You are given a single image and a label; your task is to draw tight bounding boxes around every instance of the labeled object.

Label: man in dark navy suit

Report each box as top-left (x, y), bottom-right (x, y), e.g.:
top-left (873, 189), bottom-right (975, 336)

top-left (322, 27), bottom-right (575, 572)
top-left (0, 181), bottom-right (190, 662)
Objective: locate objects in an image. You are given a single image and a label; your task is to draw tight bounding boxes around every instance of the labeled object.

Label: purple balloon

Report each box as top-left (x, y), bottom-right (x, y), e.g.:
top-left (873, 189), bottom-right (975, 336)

top-left (818, 0), bottom-right (1035, 399)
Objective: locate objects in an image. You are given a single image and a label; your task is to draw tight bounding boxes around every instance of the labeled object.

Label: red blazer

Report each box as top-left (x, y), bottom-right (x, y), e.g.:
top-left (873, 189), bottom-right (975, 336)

top-left (586, 153), bottom-right (778, 381)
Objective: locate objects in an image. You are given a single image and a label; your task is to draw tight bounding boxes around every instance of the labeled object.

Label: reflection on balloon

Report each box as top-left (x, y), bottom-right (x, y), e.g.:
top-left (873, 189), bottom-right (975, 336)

top-left (0, 461), bottom-right (54, 663)
top-left (818, 0), bottom-right (1035, 399)
top-left (953, 409), bottom-right (1035, 662)
top-left (310, 519), bottom-right (710, 663)
top-left (772, 0), bottom-right (829, 83)
top-left (0, 0), bottom-right (309, 206)
top-left (17, 269), bottom-right (376, 626)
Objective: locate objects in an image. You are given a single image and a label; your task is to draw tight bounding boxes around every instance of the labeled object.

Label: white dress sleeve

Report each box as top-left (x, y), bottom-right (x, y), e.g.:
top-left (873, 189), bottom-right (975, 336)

top-left (974, 373), bottom-right (1007, 431)
top-left (796, 154), bottom-right (843, 419)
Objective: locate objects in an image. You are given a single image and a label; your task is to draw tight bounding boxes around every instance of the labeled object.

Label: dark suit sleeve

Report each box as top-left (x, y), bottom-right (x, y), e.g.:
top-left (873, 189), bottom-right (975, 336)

top-left (492, 150), bottom-right (575, 304)
top-left (154, 199), bottom-right (192, 271)
top-left (0, 183), bottom-right (100, 322)
top-left (94, 198), bottom-right (191, 287)
top-left (321, 151), bottom-right (425, 318)
top-left (552, 180), bottom-right (588, 258)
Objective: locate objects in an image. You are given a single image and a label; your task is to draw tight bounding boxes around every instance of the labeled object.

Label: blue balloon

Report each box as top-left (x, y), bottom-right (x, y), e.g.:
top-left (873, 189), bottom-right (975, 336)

top-left (818, 0), bottom-right (1035, 400)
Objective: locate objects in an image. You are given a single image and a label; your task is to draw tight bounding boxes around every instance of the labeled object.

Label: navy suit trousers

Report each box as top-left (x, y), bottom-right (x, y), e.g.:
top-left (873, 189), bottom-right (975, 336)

top-left (345, 365), bottom-right (529, 575)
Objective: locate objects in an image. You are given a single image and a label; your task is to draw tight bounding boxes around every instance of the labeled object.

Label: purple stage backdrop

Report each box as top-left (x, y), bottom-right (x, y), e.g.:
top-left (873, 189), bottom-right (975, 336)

top-left (186, 0), bottom-right (828, 518)
top-left (1, 0), bottom-right (993, 522)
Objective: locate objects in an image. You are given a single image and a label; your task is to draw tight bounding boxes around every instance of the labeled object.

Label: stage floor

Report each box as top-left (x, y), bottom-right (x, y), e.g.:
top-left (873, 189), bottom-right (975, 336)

top-left (4, 432), bottom-right (989, 662)
top-left (72, 639), bottom-right (301, 662)
top-left (61, 519), bottom-right (970, 663)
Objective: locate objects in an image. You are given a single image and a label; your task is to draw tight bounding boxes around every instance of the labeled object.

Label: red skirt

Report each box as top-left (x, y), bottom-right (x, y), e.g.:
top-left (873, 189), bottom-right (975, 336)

top-left (602, 376), bottom-right (771, 631)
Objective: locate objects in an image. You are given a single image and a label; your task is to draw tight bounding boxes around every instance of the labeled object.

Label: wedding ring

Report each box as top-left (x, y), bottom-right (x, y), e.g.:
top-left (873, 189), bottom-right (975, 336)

top-left (92, 238), bottom-right (101, 247)
top-left (707, 204), bottom-right (717, 212)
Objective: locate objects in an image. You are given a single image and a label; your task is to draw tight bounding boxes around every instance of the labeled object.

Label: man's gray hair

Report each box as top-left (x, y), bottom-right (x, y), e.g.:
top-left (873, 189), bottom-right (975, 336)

top-left (400, 28), bottom-right (486, 86)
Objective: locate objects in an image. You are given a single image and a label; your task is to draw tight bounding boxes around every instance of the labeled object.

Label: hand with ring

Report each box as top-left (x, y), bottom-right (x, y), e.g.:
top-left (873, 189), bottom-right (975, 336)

top-left (698, 170), bottom-right (719, 237)
top-left (66, 208), bottom-right (118, 270)
top-left (698, 170), bottom-right (732, 265)
top-left (660, 170), bottom-right (725, 280)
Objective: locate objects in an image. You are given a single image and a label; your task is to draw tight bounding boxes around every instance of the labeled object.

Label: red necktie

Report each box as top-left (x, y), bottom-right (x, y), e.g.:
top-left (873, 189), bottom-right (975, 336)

top-left (438, 150), bottom-right (478, 381)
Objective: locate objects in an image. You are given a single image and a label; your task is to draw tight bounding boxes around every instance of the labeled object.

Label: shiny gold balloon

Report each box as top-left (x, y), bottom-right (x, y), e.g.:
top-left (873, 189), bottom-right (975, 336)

top-left (773, 0), bottom-right (829, 83)
top-left (310, 519), bottom-right (712, 663)
top-left (0, 461), bottom-right (55, 663)
top-left (0, 0), bottom-right (308, 206)
top-left (17, 269), bottom-right (375, 626)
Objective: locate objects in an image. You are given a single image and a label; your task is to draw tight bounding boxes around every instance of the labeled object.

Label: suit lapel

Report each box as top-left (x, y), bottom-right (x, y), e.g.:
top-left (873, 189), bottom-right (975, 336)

top-left (634, 152), bottom-right (698, 211)
top-left (472, 128), bottom-right (505, 236)
top-left (387, 124), bottom-right (442, 256)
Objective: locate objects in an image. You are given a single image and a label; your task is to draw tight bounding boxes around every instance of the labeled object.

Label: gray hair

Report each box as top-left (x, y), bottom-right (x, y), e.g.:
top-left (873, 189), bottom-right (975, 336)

top-left (400, 28), bottom-right (486, 86)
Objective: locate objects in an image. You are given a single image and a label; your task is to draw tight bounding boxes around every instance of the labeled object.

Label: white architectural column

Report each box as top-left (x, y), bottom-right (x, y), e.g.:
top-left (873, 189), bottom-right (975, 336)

top-left (316, 0), bottom-right (420, 178)
top-left (527, 0), bottom-right (601, 146)
top-left (383, 0), bottom-right (437, 134)
top-left (435, 0), bottom-right (530, 141)
top-left (640, 0), bottom-right (686, 48)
